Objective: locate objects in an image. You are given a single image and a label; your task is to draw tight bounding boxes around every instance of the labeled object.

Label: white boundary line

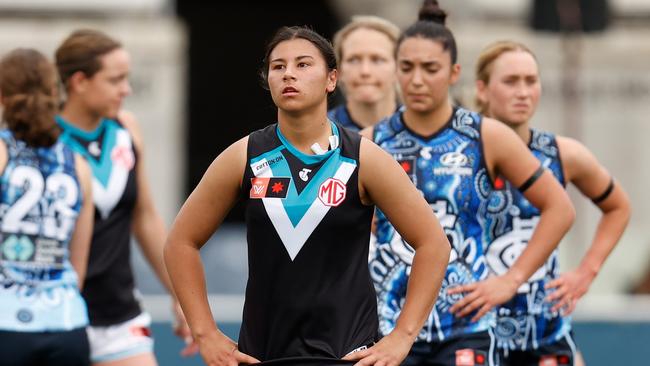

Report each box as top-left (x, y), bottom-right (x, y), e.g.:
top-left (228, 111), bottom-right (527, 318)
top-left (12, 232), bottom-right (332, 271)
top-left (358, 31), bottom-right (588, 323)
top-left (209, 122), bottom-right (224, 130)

top-left (142, 294), bottom-right (650, 323)
top-left (142, 294), bottom-right (245, 322)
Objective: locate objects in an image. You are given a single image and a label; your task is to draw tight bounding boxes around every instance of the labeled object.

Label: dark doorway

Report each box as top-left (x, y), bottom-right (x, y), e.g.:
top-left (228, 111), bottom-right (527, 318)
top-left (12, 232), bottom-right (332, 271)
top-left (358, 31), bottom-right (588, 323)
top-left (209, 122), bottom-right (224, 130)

top-left (177, 1), bottom-right (342, 221)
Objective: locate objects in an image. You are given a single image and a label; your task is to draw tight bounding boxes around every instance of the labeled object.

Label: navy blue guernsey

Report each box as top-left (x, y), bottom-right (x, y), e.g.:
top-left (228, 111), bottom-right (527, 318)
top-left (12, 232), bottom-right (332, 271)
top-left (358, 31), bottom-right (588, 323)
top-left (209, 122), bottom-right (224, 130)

top-left (370, 107), bottom-right (496, 342)
top-left (327, 105), bottom-right (363, 132)
top-left (239, 121), bottom-right (378, 361)
top-left (328, 104), bottom-right (404, 133)
top-left (56, 116), bottom-right (140, 326)
top-left (484, 128), bottom-right (569, 352)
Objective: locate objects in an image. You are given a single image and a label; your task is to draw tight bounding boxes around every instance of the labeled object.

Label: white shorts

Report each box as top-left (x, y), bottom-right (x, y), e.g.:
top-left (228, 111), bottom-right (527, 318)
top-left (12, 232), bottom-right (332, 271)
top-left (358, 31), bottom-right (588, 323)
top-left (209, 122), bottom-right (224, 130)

top-left (87, 312), bottom-right (154, 363)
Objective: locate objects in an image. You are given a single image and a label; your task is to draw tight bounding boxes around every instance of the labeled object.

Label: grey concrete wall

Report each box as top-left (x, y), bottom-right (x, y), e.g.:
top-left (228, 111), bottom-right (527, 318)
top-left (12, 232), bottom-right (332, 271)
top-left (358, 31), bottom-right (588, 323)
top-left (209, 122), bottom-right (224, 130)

top-left (0, 17), bottom-right (187, 226)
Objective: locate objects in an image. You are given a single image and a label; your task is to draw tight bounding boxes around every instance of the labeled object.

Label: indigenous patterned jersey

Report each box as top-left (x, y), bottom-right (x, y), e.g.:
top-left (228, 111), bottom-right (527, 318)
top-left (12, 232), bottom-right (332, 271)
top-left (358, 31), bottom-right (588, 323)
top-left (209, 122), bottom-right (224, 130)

top-left (239, 121), bottom-right (378, 361)
top-left (0, 129), bottom-right (87, 331)
top-left (57, 116), bottom-right (140, 326)
top-left (484, 128), bottom-right (569, 351)
top-left (370, 107), bottom-right (495, 342)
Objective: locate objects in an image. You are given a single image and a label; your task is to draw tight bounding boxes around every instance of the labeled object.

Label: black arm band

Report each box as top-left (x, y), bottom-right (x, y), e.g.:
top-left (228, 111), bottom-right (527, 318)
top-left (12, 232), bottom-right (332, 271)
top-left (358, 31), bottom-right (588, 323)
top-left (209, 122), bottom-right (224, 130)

top-left (518, 165), bottom-right (545, 193)
top-left (592, 178), bottom-right (615, 204)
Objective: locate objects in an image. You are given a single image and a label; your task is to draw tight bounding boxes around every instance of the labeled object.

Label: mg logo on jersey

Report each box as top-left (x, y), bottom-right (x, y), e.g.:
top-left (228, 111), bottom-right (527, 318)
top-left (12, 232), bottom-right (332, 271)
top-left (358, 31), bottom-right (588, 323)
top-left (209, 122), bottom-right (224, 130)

top-left (318, 178), bottom-right (346, 206)
top-left (440, 152), bottom-right (468, 167)
top-left (112, 145), bottom-right (135, 170)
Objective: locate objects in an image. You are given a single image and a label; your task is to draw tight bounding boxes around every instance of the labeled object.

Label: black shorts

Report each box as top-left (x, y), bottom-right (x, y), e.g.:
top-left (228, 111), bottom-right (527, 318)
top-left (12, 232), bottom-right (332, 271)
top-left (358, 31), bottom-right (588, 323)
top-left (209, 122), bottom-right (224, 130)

top-left (0, 327), bottom-right (89, 366)
top-left (250, 357), bottom-right (355, 365)
top-left (402, 330), bottom-right (498, 366)
top-left (499, 332), bottom-right (577, 366)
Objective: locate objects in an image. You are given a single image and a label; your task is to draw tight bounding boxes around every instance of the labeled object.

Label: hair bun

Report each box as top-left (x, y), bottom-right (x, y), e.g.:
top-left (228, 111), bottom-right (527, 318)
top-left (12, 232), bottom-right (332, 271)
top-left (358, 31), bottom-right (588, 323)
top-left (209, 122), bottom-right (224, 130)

top-left (418, 0), bottom-right (447, 25)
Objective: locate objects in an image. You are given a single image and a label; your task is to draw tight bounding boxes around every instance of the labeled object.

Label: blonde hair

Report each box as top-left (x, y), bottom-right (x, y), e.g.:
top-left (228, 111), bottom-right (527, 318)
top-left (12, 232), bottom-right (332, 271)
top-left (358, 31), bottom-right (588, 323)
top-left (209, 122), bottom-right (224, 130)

top-left (475, 40), bottom-right (537, 114)
top-left (333, 15), bottom-right (400, 64)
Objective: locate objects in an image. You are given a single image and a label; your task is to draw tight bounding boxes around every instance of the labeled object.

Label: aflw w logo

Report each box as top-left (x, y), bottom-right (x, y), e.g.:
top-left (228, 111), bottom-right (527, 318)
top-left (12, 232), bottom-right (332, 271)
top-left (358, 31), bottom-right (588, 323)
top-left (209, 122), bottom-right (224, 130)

top-left (252, 184), bottom-right (265, 195)
top-left (318, 178), bottom-right (346, 207)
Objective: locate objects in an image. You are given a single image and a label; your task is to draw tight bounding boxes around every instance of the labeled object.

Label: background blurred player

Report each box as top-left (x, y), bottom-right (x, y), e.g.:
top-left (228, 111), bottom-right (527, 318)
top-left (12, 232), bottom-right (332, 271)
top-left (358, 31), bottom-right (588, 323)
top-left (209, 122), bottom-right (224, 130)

top-left (54, 29), bottom-right (192, 366)
top-left (328, 15), bottom-right (401, 131)
top-left (364, 1), bottom-right (575, 365)
top-left (0, 48), bottom-right (94, 366)
top-left (474, 40), bottom-right (631, 365)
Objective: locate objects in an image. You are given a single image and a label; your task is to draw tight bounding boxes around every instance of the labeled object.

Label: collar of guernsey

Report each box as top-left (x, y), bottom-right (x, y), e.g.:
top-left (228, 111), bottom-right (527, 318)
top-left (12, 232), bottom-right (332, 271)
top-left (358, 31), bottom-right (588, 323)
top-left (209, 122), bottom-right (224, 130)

top-left (55, 114), bottom-right (109, 139)
top-left (275, 119), bottom-right (340, 164)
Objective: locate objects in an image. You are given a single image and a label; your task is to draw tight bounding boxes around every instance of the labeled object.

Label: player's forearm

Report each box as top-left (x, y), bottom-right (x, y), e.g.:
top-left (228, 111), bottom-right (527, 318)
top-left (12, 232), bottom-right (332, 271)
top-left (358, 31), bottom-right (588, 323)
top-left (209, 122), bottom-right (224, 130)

top-left (579, 206), bottom-right (630, 276)
top-left (394, 241), bottom-right (449, 338)
top-left (508, 199), bottom-right (575, 286)
top-left (133, 208), bottom-right (175, 296)
top-left (69, 199), bottom-right (94, 289)
top-left (164, 238), bottom-right (218, 338)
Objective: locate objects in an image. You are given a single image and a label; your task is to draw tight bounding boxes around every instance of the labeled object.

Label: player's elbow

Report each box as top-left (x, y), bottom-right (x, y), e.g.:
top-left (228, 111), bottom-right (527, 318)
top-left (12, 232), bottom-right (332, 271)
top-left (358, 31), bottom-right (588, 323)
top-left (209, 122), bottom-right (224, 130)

top-left (542, 188), bottom-right (575, 232)
top-left (616, 191), bottom-right (632, 227)
top-left (430, 229), bottom-right (451, 263)
top-left (440, 238), bottom-right (451, 263)
top-left (559, 195), bottom-right (576, 229)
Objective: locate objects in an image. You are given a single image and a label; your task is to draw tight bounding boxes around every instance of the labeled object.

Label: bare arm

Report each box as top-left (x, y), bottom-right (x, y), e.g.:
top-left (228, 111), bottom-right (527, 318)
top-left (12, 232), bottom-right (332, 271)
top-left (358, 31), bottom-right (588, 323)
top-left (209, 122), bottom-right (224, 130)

top-left (359, 126), bottom-right (377, 235)
top-left (487, 120), bottom-right (575, 286)
top-left (119, 111), bottom-right (174, 295)
top-left (164, 137), bottom-right (258, 365)
top-left (344, 138), bottom-right (450, 366)
top-left (119, 110), bottom-right (197, 353)
top-left (546, 137), bottom-right (630, 312)
top-left (450, 119), bottom-right (575, 320)
top-left (68, 154), bottom-right (94, 288)
top-left (0, 139), bottom-right (7, 172)
top-left (359, 126), bottom-right (374, 140)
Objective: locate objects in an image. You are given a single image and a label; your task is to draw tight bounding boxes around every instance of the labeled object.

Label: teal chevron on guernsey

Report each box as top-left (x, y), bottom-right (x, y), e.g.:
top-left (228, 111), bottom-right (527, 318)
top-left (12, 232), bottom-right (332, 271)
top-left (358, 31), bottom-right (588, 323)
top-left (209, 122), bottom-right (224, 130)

top-left (57, 116), bottom-right (136, 220)
top-left (249, 122), bottom-right (357, 261)
top-left (56, 116), bottom-right (122, 188)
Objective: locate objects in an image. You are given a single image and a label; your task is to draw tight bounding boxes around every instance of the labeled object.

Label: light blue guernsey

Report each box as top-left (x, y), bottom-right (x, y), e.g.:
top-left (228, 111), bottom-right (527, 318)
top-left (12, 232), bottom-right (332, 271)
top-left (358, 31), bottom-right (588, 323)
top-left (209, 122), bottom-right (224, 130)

top-left (0, 129), bottom-right (87, 331)
top-left (370, 107), bottom-right (496, 342)
top-left (484, 128), bottom-right (570, 352)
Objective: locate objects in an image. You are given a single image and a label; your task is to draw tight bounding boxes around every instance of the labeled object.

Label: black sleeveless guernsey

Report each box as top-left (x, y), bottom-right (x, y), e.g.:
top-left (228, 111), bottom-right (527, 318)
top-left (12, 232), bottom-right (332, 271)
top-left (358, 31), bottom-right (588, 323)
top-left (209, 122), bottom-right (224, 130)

top-left (239, 121), bottom-right (378, 361)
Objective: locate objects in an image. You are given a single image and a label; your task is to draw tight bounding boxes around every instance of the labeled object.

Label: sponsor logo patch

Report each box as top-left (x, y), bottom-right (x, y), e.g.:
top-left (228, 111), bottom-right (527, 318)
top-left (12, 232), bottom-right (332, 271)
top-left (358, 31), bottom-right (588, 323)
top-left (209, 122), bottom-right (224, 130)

top-left (455, 348), bottom-right (475, 366)
top-left (130, 326), bottom-right (152, 338)
top-left (318, 178), bottom-right (346, 207)
top-left (397, 157), bottom-right (416, 175)
top-left (16, 309), bottom-right (33, 323)
top-left (539, 355), bottom-right (558, 366)
top-left (557, 354), bottom-right (571, 366)
top-left (249, 177), bottom-right (290, 199)
top-left (251, 155), bottom-right (284, 174)
top-left (494, 176), bottom-right (506, 190)
top-left (111, 145), bottom-right (135, 170)
top-left (299, 168), bottom-right (312, 182)
top-left (434, 152), bottom-right (472, 176)
top-left (474, 351), bottom-right (487, 365)
top-left (88, 141), bottom-right (101, 157)
top-left (441, 151), bottom-right (468, 167)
